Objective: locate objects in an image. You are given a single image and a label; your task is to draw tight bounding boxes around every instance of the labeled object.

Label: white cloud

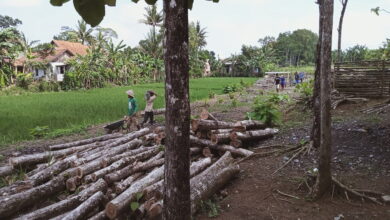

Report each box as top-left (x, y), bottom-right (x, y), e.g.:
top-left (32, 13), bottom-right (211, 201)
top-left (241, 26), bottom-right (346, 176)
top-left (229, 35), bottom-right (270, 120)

top-left (0, 0), bottom-right (43, 7)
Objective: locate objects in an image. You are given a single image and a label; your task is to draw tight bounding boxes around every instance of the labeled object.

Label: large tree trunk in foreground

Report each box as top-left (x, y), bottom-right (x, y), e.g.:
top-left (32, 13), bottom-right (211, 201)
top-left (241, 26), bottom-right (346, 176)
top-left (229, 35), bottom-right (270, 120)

top-left (163, 0), bottom-right (191, 219)
top-left (14, 179), bottom-right (107, 220)
top-left (313, 0), bottom-right (334, 199)
top-left (0, 176), bottom-right (66, 218)
top-left (62, 191), bottom-right (105, 220)
top-left (337, 0), bottom-right (348, 63)
top-left (105, 166), bottom-right (165, 219)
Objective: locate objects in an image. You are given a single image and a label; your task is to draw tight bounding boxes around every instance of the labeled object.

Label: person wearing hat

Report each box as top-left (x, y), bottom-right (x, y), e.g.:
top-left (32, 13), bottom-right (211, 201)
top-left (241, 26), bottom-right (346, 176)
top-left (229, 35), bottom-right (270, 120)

top-left (124, 90), bottom-right (139, 132)
top-left (141, 90), bottom-right (157, 127)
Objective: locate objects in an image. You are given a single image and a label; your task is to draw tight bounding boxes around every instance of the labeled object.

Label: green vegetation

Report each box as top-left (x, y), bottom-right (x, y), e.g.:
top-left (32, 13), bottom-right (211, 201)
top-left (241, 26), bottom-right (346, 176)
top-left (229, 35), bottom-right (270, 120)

top-left (247, 96), bottom-right (281, 126)
top-left (0, 77), bottom-right (256, 147)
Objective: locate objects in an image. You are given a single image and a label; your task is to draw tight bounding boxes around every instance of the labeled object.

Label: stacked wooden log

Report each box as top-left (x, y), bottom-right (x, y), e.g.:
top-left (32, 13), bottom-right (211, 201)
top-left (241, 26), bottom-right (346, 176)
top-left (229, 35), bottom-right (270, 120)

top-left (0, 117), bottom-right (269, 219)
top-left (191, 112), bottom-right (279, 156)
top-left (361, 99), bottom-right (390, 114)
top-left (331, 90), bottom-right (369, 109)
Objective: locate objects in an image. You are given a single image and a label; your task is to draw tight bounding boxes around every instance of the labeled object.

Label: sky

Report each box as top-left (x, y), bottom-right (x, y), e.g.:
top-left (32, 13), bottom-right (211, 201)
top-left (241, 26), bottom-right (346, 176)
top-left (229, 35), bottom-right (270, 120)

top-left (1, 0), bottom-right (390, 58)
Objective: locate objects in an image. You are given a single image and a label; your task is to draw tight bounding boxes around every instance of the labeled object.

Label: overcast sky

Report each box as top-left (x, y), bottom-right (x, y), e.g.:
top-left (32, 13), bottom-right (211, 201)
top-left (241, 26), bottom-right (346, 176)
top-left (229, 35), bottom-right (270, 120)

top-left (1, 0), bottom-right (390, 58)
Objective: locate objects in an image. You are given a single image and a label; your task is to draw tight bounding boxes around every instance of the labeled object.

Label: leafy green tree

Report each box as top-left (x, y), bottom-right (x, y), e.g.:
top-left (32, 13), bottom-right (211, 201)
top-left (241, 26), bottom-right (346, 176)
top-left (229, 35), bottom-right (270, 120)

top-left (0, 15), bottom-right (22, 29)
top-left (275, 29), bottom-right (318, 66)
top-left (344, 45), bottom-right (368, 62)
top-left (59, 20), bottom-right (95, 45)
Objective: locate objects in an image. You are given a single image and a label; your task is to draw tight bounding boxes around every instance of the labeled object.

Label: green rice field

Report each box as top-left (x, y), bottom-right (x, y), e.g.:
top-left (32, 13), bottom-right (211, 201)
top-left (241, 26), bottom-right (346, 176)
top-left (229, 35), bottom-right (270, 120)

top-left (0, 77), bottom-right (257, 146)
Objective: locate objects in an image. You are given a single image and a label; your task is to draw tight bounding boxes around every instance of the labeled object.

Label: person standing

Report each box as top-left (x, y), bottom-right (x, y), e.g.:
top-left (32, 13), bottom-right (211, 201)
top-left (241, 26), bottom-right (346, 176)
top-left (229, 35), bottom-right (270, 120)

top-left (280, 75), bottom-right (286, 90)
top-left (274, 74), bottom-right (281, 92)
top-left (125, 90), bottom-right (139, 132)
top-left (141, 90), bottom-right (157, 126)
top-left (294, 72), bottom-right (300, 85)
top-left (299, 72), bottom-right (305, 83)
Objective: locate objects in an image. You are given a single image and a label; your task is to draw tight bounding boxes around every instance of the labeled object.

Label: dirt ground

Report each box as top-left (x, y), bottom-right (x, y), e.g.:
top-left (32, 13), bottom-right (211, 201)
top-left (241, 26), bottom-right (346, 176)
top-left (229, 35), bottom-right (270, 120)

top-left (1, 78), bottom-right (389, 219)
top-left (196, 82), bottom-right (390, 219)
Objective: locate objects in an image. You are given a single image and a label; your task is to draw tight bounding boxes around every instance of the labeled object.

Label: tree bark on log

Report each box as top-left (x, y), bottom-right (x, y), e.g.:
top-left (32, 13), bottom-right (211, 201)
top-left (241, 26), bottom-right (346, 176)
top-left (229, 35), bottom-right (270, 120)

top-left (191, 119), bottom-right (239, 132)
top-left (104, 152), bottom-right (164, 185)
top-left (146, 154), bottom-right (239, 218)
top-left (190, 164), bottom-right (240, 215)
top-left (0, 175), bottom-right (66, 218)
top-left (88, 210), bottom-right (107, 220)
top-left (230, 139), bottom-right (243, 148)
top-left (76, 139), bottom-right (143, 178)
top-left (89, 148), bottom-right (160, 183)
top-left (62, 191), bottom-right (105, 220)
top-left (210, 133), bottom-right (231, 145)
top-left (0, 165), bottom-right (14, 178)
top-left (190, 136), bottom-right (253, 157)
top-left (105, 166), bottom-right (165, 219)
top-left (26, 163), bottom-right (50, 177)
top-left (230, 128), bottom-right (279, 142)
top-left (143, 158), bottom-right (212, 201)
top-left (235, 120), bottom-right (266, 130)
top-left (114, 172), bottom-right (143, 194)
top-left (49, 133), bottom-right (123, 151)
top-left (200, 108), bottom-right (218, 121)
top-left (14, 179), bottom-right (107, 220)
top-left (140, 108), bottom-right (166, 116)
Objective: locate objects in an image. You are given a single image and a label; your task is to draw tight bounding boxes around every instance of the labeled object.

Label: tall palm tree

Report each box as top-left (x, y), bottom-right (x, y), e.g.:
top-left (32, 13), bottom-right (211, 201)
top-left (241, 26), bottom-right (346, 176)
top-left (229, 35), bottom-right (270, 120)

top-left (61, 20), bottom-right (95, 45)
top-left (139, 5), bottom-right (163, 30)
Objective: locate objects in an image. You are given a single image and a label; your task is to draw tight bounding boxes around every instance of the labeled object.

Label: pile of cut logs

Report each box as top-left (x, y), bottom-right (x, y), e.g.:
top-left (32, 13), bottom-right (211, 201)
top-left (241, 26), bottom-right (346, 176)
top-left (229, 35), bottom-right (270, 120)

top-left (0, 114), bottom-right (277, 219)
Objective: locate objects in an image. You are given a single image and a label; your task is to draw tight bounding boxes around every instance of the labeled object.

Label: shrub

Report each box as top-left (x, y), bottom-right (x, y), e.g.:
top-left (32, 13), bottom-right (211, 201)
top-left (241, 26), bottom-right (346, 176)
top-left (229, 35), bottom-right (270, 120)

top-left (30, 126), bottom-right (50, 138)
top-left (267, 93), bottom-right (290, 104)
top-left (223, 83), bottom-right (243, 94)
top-left (208, 91), bottom-right (216, 99)
top-left (16, 73), bottom-right (33, 89)
top-left (231, 98), bottom-right (238, 107)
top-left (249, 98), bottom-right (280, 126)
top-left (295, 79), bottom-right (314, 106)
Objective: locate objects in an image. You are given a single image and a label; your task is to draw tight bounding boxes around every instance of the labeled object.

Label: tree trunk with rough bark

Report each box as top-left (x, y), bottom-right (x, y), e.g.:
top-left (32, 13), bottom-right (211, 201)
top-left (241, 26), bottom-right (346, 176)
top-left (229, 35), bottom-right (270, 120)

top-left (163, 0), bottom-right (191, 219)
top-left (313, 0), bottom-right (334, 199)
top-left (337, 0), bottom-right (348, 63)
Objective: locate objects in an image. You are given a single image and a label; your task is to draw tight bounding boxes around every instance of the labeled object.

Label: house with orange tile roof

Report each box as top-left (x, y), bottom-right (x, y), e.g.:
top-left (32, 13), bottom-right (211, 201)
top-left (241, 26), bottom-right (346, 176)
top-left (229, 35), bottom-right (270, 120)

top-left (14, 40), bottom-right (88, 81)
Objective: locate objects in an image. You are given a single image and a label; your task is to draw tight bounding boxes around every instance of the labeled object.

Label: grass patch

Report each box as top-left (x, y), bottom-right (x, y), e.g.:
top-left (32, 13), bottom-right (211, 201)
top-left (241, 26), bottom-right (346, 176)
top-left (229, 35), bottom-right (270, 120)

top-left (0, 77), bottom-right (257, 146)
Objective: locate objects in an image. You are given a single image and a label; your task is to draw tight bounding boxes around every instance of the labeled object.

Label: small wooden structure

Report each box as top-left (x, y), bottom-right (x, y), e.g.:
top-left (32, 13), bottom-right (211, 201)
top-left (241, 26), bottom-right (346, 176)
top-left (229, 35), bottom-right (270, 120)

top-left (334, 60), bottom-right (390, 97)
